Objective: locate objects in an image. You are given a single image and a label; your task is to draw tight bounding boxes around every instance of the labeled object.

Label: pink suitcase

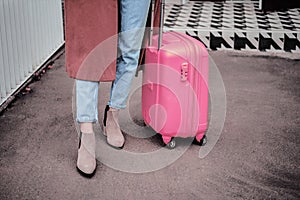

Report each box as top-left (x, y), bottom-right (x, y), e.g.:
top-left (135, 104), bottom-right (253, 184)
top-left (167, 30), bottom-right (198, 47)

top-left (142, 29), bottom-right (209, 148)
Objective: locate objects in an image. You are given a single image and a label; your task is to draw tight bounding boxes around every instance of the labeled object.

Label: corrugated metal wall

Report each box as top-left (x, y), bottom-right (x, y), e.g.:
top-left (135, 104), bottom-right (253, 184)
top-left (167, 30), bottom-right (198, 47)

top-left (0, 0), bottom-right (64, 106)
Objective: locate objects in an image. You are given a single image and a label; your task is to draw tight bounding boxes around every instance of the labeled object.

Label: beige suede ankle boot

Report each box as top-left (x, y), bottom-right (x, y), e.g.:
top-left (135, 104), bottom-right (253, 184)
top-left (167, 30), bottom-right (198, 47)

top-left (77, 132), bottom-right (96, 176)
top-left (103, 106), bottom-right (125, 148)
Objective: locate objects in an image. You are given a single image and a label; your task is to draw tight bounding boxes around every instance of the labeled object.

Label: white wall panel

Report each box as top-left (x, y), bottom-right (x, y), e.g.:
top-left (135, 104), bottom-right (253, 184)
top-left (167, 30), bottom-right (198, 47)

top-left (0, 0), bottom-right (64, 106)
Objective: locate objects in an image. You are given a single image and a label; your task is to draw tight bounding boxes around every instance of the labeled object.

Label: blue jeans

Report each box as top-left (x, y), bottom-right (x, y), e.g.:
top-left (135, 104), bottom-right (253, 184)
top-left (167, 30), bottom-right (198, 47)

top-left (76, 0), bottom-right (150, 123)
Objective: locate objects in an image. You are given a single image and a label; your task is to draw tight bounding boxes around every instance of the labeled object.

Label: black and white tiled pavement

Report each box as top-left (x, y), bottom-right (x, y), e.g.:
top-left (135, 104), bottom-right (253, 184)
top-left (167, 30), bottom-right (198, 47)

top-left (164, 0), bottom-right (300, 53)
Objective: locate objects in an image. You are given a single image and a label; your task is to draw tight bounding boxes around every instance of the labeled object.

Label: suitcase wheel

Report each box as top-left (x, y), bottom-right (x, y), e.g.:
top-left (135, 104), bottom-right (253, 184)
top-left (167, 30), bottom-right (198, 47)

top-left (193, 135), bottom-right (207, 146)
top-left (166, 139), bottom-right (176, 149)
top-left (162, 136), bottom-right (176, 149)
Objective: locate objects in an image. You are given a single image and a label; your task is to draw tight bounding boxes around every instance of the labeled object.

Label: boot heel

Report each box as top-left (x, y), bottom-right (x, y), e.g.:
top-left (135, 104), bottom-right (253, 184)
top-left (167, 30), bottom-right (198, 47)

top-left (102, 105), bottom-right (110, 136)
top-left (101, 124), bottom-right (107, 136)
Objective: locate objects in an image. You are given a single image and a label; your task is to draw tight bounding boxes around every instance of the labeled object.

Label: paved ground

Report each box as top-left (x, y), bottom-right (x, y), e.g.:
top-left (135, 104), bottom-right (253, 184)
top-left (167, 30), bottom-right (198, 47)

top-left (0, 50), bottom-right (299, 199)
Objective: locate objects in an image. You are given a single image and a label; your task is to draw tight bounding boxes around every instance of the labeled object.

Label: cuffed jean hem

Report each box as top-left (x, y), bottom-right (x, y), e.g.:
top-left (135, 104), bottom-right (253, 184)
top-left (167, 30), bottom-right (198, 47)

top-left (76, 118), bottom-right (98, 124)
top-left (107, 103), bottom-right (127, 110)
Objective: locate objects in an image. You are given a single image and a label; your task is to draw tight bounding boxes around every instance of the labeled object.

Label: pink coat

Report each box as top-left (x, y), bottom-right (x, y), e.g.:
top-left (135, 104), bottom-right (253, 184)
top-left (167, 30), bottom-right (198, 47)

top-left (65, 0), bottom-right (161, 82)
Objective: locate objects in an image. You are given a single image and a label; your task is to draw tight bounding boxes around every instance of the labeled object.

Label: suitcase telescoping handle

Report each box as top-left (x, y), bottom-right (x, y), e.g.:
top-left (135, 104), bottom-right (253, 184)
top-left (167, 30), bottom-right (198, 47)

top-left (158, 0), bottom-right (165, 50)
top-left (149, 0), bottom-right (165, 50)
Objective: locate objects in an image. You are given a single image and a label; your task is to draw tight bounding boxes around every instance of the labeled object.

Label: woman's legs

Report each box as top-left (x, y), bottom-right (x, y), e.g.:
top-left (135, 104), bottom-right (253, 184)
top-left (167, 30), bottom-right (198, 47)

top-left (104, 0), bottom-right (151, 148)
top-left (76, 79), bottom-right (98, 175)
top-left (108, 0), bottom-right (151, 109)
top-left (75, 0), bottom-right (151, 171)
top-left (76, 79), bottom-right (99, 126)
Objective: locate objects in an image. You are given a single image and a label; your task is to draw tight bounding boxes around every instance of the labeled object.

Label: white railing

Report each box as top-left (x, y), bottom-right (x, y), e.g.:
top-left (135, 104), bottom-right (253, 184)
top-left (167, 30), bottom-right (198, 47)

top-left (0, 0), bottom-right (64, 106)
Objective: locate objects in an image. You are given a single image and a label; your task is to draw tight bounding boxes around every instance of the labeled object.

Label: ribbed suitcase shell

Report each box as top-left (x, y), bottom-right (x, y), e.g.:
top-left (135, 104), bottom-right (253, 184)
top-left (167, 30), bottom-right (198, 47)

top-left (142, 31), bottom-right (209, 145)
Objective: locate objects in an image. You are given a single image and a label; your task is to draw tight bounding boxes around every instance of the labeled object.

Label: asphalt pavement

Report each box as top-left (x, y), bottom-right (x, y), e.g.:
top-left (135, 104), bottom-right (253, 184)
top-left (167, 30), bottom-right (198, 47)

top-left (0, 50), bottom-right (299, 200)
